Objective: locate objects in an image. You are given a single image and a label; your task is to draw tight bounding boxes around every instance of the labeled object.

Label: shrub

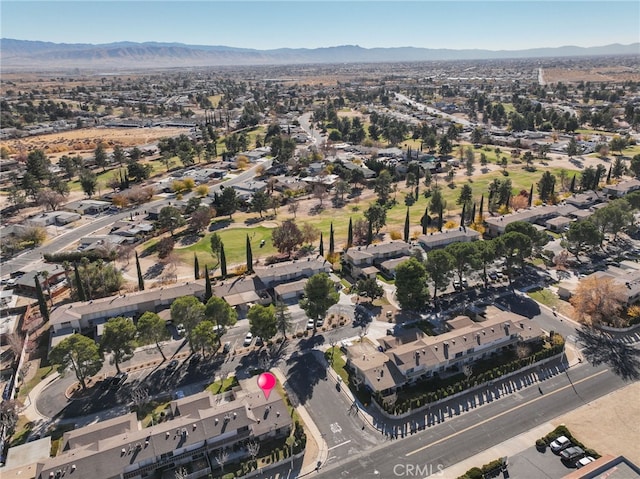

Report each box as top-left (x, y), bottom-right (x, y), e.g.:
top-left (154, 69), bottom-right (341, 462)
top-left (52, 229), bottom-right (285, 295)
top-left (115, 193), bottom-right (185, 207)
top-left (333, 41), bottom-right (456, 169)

top-left (389, 230), bottom-right (402, 240)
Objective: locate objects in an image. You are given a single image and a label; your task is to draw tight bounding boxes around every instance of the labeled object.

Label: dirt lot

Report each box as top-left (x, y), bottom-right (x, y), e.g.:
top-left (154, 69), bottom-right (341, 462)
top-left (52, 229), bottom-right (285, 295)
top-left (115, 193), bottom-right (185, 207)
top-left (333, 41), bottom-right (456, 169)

top-left (542, 66), bottom-right (640, 84)
top-left (0, 126), bottom-right (190, 158)
top-left (551, 381), bottom-right (640, 464)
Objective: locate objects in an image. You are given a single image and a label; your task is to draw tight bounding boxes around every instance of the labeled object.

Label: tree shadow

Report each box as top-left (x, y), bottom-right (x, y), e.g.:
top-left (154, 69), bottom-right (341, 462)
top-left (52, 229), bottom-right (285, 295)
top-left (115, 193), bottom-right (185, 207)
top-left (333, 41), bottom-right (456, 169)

top-left (308, 204), bottom-right (325, 216)
top-left (176, 233), bottom-right (201, 246)
top-left (576, 327), bottom-right (640, 381)
top-left (209, 219), bottom-right (232, 232)
top-left (284, 350), bottom-right (327, 405)
top-left (498, 293), bottom-right (541, 319)
top-left (144, 263), bottom-right (165, 279)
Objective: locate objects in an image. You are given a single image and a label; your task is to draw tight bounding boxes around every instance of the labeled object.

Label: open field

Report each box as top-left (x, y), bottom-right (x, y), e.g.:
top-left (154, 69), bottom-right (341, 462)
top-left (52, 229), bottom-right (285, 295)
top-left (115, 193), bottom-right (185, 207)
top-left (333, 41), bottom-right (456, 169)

top-left (542, 66), bottom-right (640, 83)
top-left (0, 126), bottom-right (191, 157)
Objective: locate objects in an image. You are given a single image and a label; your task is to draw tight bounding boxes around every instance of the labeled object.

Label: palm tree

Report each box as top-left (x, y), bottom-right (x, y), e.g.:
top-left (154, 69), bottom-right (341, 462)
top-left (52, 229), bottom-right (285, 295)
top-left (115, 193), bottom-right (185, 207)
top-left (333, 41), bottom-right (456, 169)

top-left (39, 270), bottom-right (54, 307)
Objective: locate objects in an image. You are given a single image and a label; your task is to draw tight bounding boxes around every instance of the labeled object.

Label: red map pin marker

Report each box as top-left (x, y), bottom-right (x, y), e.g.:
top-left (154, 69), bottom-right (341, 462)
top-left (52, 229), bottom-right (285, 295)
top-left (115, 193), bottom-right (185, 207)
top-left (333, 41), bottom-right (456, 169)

top-left (257, 371), bottom-right (276, 399)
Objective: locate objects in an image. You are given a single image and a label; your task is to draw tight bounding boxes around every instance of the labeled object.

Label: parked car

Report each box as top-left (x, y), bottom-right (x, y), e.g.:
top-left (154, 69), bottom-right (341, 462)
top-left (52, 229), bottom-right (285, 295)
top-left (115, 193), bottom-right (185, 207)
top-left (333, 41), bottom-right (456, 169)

top-left (306, 319), bottom-right (315, 330)
top-left (223, 342), bottom-right (231, 353)
top-left (243, 332), bottom-right (253, 346)
top-left (453, 279), bottom-right (462, 290)
top-left (550, 436), bottom-right (572, 453)
top-left (166, 359), bottom-right (179, 372)
top-left (255, 337), bottom-right (264, 347)
top-left (561, 446), bottom-right (585, 462)
top-left (176, 323), bottom-right (186, 336)
top-left (488, 271), bottom-right (498, 281)
top-left (109, 372), bottom-right (128, 389)
top-left (576, 456), bottom-right (596, 468)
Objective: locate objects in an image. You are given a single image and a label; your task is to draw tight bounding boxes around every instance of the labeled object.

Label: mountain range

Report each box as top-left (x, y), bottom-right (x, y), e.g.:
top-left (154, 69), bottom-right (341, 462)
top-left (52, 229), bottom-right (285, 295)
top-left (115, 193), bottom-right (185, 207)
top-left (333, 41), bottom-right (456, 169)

top-left (1, 39), bottom-right (638, 70)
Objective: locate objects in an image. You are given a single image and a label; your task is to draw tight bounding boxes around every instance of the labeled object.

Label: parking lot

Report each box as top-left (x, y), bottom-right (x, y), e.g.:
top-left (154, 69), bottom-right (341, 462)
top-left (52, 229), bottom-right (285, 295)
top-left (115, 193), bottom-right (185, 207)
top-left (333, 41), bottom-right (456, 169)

top-left (506, 445), bottom-right (580, 478)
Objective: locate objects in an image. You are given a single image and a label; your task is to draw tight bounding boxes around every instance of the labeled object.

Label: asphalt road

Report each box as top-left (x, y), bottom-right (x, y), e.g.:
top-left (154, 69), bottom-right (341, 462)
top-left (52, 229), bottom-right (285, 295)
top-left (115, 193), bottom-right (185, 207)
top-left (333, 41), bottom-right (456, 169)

top-left (281, 350), bottom-right (383, 466)
top-left (314, 363), bottom-right (627, 479)
top-left (2, 159), bottom-right (271, 277)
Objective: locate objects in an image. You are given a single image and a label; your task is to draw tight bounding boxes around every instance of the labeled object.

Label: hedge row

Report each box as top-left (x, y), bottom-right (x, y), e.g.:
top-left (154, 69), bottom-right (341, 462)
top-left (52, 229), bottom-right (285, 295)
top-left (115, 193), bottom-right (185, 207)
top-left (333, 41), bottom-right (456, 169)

top-left (44, 250), bottom-right (117, 263)
top-left (378, 343), bottom-right (564, 415)
top-left (538, 425), bottom-right (600, 458)
top-left (457, 458), bottom-right (505, 479)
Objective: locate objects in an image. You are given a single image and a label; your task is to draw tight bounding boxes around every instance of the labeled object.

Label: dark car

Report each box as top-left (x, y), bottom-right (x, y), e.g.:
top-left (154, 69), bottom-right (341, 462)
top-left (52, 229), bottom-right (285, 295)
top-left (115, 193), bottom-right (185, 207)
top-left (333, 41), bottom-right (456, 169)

top-left (109, 372), bottom-right (128, 389)
top-left (165, 359), bottom-right (179, 372)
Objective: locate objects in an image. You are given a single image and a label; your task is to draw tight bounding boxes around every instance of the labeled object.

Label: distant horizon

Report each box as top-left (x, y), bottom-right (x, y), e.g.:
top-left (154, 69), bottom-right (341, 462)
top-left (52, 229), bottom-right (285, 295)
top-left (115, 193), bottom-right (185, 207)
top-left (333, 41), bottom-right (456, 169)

top-left (2, 1), bottom-right (639, 51)
top-left (3, 38), bottom-right (639, 53)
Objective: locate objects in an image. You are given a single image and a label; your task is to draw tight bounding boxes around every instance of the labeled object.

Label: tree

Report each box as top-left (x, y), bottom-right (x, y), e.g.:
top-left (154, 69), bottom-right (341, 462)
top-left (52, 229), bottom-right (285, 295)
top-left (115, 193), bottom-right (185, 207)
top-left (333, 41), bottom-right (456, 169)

top-left (192, 320), bottom-right (219, 356)
top-left (248, 304), bottom-right (278, 342)
top-left (429, 186), bottom-right (446, 215)
top-left (220, 242), bottom-right (227, 277)
top-left (79, 169), bottom-right (98, 197)
top-left (445, 242), bottom-right (479, 283)
top-left (34, 275), bottom-right (49, 321)
top-left (137, 311), bottom-right (169, 361)
top-left (354, 277), bottom-right (384, 301)
top-left (373, 170), bottom-right (393, 204)
top-left (612, 157), bottom-right (626, 179)
top-left (364, 203), bottom-right (387, 234)
top-left (25, 149), bottom-right (51, 183)
top-left (347, 217), bottom-right (353, 249)
top-left (73, 262), bottom-right (86, 301)
top-left (457, 184), bottom-right (473, 207)
top-left (499, 231), bottom-right (532, 278)
top-left (537, 171), bottom-right (556, 202)
top-left (194, 253), bottom-right (200, 280)
top-left (204, 296), bottom-right (238, 328)
top-left (570, 276), bottom-right (626, 326)
top-left (329, 222), bottom-right (335, 254)
top-left (630, 154), bottom-right (640, 178)
top-left (0, 400), bottom-right (19, 439)
top-left (275, 301), bottom-right (293, 340)
top-left (592, 199), bottom-right (634, 241)
top-left (37, 188), bottom-right (65, 211)
top-left (218, 187), bottom-right (239, 219)
top-left (272, 219), bottom-right (304, 256)
top-left (190, 206), bottom-right (213, 232)
top-left (438, 135), bottom-right (452, 156)
top-left (319, 232), bottom-right (324, 257)
top-left (157, 206), bottom-right (185, 236)
top-left (334, 179), bottom-right (350, 203)
top-left (130, 250), bottom-right (144, 291)
top-left (395, 257), bottom-right (430, 311)
top-left (474, 239), bottom-right (496, 288)
top-left (566, 136), bottom-right (578, 158)
top-left (251, 190), bottom-right (269, 218)
top-left (50, 334), bottom-right (103, 390)
top-left (157, 236), bottom-right (175, 259)
top-left (505, 221), bottom-right (549, 252)
top-left (404, 207), bottom-right (410, 242)
top-left (246, 234), bottom-right (254, 273)
top-left (609, 135), bottom-right (627, 155)
top-left (94, 142), bottom-right (108, 171)
top-left (300, 273), bottom-right (339, 334)
top-left (204, 266), bottom-right (212, 302)
top-left (301, 223), bottom-right (320, 245)
top-left (210, 233), bottom-right (222, 267)
top-left (101, 316), bottom-right (137, 374)
top-left (424, 249), bottom-right (454, 300)
top-left (170, 296), bottom-right (205, 352)
top-left (565, 220), bottom-right (602, 257)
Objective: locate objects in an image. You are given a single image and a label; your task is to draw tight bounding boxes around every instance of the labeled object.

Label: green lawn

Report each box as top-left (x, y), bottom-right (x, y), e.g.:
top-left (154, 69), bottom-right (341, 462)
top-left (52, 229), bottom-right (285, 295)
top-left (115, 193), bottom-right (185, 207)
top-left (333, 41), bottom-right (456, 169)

top-left (205, 376), bottom-right (239, 395)
top-left (527, 287), bottom-right (559, 308)
top-left (325, 347), bottom-right (349, 383)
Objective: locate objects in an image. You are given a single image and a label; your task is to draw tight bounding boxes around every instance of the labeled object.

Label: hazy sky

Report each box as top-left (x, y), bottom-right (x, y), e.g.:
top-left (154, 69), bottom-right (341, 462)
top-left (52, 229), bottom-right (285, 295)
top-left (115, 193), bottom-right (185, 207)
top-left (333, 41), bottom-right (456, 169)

top-left (2, 1), bottom-right (639, 51)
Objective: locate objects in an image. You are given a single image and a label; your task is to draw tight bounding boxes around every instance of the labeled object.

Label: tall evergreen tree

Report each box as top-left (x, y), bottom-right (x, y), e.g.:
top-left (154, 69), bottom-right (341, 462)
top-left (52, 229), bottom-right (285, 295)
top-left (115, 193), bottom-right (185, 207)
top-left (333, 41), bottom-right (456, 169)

top-left (593, 168), bottom-right (602, 190)
top-left (478, 194), bottom-right (484, 221)
top-left (606, 165), bottom-right (612, 184)
top-left (367, 220), bottom-right (373, 245)
top-left (135, 251), bottom-right (145, 291)
top-left (246, 235), bottom-right (253, 273)
top-left (347, 218), bottom-right (353, 249)
top-left (438, 206), bottom-right (444, 231)
top-left (570, 174), bottom-right (576, 193)
top-left (204, 266), bottom-right (212, 302)
top-left (319, 232), bottom-right (324, 257)
top-left (404, 208), bottom-right (410, 243)
top-left (220, 242), bottom-right (227, 277)
top-left (421, 206), bottom-right (430, 234)
top-left (528, 184), bottom-right (534, 207)
top-left (74, 262), bottom-right (86, 301)
top-left (329, 222), bottom-right (335, 255)
top-left (194, 253), bottom-right (200, 280)
top-left (471, 202), bottom-right (476, 224)
top-left (460, 203), bottom-right (466, 228)
top-left (34, 275), bottom-right (49, 321)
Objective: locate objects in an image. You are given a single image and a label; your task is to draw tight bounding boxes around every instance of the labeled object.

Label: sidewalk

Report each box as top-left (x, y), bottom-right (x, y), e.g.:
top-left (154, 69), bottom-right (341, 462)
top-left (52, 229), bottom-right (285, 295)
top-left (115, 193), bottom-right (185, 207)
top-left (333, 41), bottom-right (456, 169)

top-left (438, 422), bottom-right (556, 478)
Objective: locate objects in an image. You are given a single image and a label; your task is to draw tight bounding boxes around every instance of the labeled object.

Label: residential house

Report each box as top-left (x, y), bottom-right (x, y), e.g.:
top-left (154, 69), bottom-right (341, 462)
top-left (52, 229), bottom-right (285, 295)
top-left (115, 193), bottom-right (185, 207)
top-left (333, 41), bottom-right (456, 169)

top-left (211, 276), bottom-right (271, 316)
top-left (347, 306), bottom-right (544, 396)
top-left (484, 204), bottom-right (577, 237)
top-left (63, 199), bottom-right (111, 215)
top-left (343, 242), bottom-right (412, 279)
top-left (602, 179), bottom-right (640, 198)
top-left (565, 191), bottom-right (600, 208)
top-left (254, 257), bottom-right (331, 288)
top-left (341, 160), bottom-right (376, 180)
top-left (418, 228), bottom-right (481, 251)
top-left (49, 281), bottom-right (206, 348)
top-left (557, 265), bottom-right (640, 305)
top-left (17, 388), bottom-right (291, 479)
top-left (545, 216), bottom-right (572, 233)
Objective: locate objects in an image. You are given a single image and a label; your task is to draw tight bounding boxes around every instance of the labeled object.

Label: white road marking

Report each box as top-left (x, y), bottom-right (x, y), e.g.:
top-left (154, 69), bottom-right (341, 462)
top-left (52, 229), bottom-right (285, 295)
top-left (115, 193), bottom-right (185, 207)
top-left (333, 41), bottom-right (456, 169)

top-left (330, 422), bottom-right (342, 434)
top-left (328, 440), bottom-right (352, 451)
